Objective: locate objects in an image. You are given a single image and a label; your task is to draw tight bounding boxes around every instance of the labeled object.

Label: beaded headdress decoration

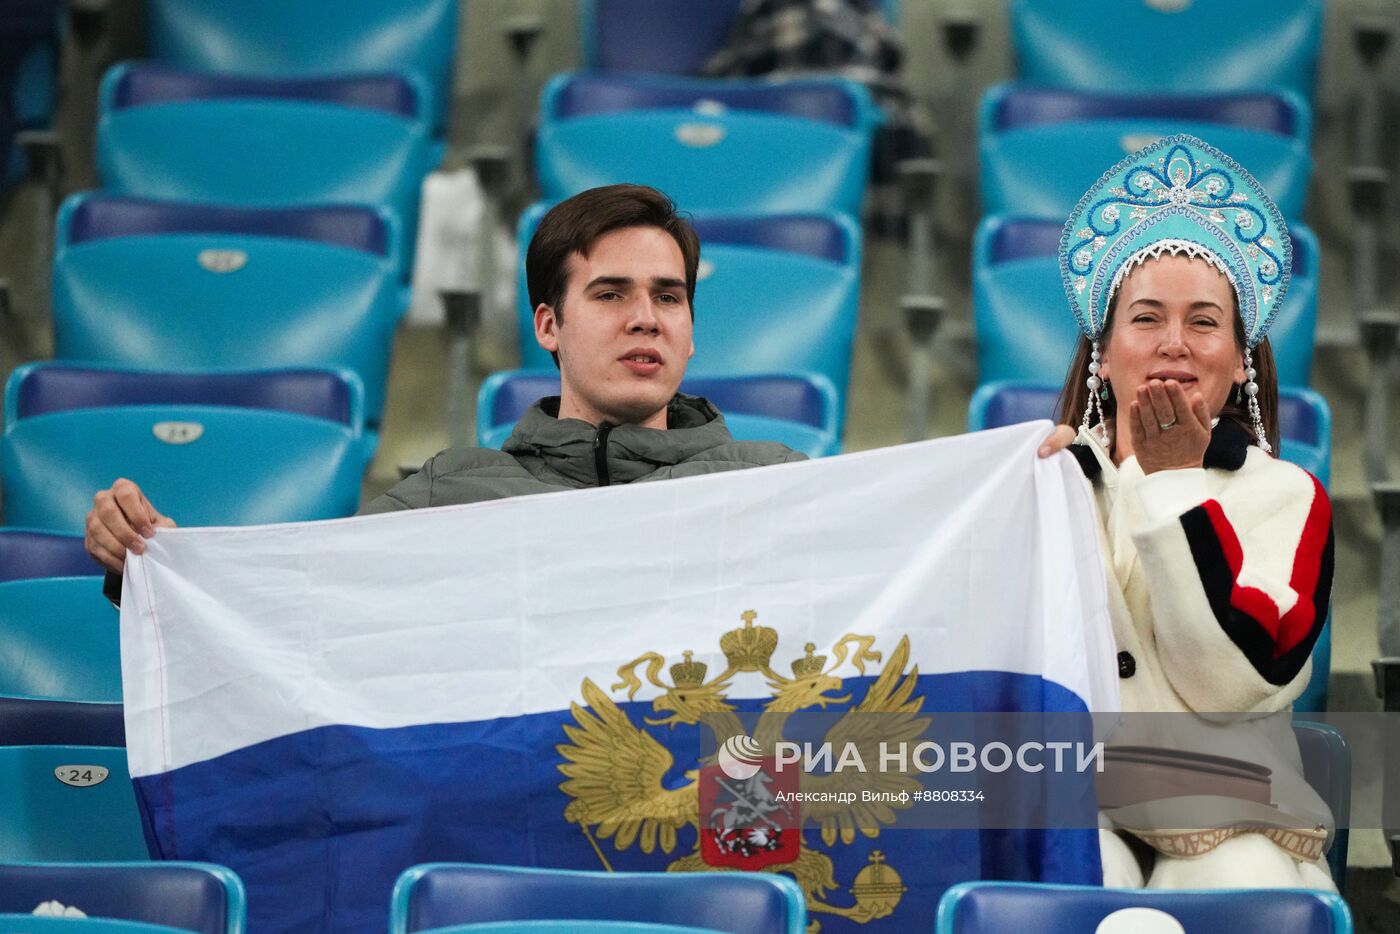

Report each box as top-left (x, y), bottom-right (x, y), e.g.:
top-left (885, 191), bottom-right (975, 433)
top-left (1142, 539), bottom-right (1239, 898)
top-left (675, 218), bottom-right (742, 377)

top-left (1059, 134), bottom-right (1291, 452)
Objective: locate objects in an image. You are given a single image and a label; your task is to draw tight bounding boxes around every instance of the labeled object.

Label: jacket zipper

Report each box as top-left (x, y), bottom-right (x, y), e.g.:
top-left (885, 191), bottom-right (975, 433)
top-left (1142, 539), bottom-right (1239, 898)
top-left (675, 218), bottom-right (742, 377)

top-left (593, 423), bottom-right (613, 486)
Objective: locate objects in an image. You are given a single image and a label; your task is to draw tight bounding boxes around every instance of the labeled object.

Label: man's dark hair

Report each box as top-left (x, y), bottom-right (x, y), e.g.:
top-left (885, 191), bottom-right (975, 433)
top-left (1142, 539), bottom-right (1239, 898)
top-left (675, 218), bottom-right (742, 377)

top-left (526, 185), bottom-right (701, 365)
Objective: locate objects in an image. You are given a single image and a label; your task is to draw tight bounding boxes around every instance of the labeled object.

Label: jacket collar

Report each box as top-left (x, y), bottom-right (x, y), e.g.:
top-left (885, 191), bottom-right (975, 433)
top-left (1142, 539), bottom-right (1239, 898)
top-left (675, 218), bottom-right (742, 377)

top-left (502, 393), bottom-right (734, 486)
top-left (1069, 417), bottom-right (1252, 480)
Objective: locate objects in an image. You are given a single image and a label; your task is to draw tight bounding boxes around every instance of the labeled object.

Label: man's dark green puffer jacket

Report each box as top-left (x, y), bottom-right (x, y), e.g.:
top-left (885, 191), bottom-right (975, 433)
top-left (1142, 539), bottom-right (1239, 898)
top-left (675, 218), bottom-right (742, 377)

top-left (359, 393), bottom-right (806, 514)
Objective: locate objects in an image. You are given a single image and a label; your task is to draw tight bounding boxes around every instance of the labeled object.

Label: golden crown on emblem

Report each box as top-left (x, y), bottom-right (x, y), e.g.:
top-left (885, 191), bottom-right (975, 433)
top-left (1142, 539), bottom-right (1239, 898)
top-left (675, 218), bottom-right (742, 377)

top-left (669, 650), bottom-right (708, 688)
top-left (790, 642), bottom-right (827, 679)
top-left (720, 610), bottom-right (778, 671)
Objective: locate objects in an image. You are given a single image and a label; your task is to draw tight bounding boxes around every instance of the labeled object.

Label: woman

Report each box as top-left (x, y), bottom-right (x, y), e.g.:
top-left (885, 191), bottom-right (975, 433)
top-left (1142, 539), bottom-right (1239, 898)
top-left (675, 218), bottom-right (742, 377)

top-left (1042, 135), bottom-right (1336, 890)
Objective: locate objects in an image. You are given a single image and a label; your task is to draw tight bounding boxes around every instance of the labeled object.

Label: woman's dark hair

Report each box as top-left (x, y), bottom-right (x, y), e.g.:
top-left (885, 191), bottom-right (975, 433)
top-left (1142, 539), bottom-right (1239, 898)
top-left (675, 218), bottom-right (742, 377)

top-left (1054, 274), bottom-right (1280, 455)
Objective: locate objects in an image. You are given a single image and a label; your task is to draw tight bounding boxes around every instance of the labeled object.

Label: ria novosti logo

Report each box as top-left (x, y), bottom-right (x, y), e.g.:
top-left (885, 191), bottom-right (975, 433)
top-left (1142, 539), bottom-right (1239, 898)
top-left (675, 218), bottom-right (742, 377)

top-left (717, 734), bottom-right (765, 780)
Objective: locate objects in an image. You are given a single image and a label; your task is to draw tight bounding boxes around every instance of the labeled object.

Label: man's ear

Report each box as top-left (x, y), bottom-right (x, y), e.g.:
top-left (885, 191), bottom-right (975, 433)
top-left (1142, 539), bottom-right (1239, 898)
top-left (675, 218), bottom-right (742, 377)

top-left (534, 303), bottom-right (560, 353)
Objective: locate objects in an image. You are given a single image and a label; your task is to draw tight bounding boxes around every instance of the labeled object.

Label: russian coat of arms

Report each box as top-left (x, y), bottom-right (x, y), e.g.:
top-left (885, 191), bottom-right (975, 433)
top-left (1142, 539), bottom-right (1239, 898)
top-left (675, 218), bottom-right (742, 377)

top-left (556, 610), bottom-right (928, 930)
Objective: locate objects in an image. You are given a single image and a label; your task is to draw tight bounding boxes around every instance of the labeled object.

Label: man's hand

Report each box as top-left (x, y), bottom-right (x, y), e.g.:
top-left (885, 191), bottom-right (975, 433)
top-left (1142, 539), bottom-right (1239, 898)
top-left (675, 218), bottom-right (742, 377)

top-left (85, 479), bottom-right (176, 573)
top-left (1129, 379), bottom-right (1211, 475)
top-left (1037, 424), bottom-right (1076, 458)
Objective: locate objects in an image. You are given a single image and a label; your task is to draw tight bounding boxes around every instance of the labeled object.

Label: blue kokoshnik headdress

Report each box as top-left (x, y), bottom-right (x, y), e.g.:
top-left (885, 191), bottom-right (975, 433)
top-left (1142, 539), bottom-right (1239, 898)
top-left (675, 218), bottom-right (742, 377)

top-left (1059, 134), bottom-right (1289, 452)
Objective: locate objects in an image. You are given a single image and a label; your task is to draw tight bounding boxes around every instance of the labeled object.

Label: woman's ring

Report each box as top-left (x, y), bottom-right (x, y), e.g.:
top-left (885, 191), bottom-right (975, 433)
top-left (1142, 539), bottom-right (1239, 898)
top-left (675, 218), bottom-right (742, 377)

top-left (1159, 418), bottom-right (1178, 430)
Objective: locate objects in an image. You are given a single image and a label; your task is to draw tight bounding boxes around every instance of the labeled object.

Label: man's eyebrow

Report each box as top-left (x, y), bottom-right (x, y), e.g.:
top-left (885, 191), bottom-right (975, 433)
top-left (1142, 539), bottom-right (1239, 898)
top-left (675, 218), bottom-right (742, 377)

top-left (583, 276), bottom-right (687, 291)
top-left (584, 276), bottom-right (634, 290)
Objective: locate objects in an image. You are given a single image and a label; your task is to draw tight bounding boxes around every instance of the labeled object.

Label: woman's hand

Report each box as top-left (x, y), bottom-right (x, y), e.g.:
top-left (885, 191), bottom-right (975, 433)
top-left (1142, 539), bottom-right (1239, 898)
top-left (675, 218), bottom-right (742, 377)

top-left (1037, 424), bottom-right (1076, 458)
top-left (1129, 379), bottom-right (1211, 474)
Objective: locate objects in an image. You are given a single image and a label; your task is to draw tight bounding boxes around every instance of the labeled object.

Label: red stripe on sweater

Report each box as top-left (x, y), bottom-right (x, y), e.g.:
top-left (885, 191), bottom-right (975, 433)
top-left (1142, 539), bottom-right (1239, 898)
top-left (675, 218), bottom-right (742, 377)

top-left (1201, 473), bottom-right (1331, 657)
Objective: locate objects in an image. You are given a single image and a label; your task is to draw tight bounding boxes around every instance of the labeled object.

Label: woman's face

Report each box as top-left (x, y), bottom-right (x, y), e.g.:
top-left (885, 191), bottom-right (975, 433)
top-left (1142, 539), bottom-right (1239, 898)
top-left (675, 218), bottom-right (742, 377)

top-left (1101, 253), bottom-right (1245, 426)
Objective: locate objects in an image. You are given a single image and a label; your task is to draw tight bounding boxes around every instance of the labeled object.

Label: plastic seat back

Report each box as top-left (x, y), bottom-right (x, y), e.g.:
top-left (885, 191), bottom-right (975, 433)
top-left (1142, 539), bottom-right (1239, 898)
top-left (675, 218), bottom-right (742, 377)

top-left (2, 404), bottom-right (363, 533)
top-left (9, 362), bottom-right (366, 433)
top-left (0, 696), bottom-right (124, 747)
top-left (0, 577), bottom-right (120, 703)
top-left (97, 64), bottom-right (432, 230)
top-left (52, 194), bottom-right (397, 423)
top-left (0, 862), bottom-right (246, 934)
top-left (972, 216), bottom-right (1318, 389)
top-left (145, 0), bottom-right (456, 133)
top-left (0, 745), bottom-right (148, 860)
top-left (389, 864), bottom-right (806, 934)
top-left (476, 371), bottom-right (840, 458)
top-left (536, 73), bottom-right (877, 216)
top-left (934, 882), bottom-right (1349, 933)
top-left (978, 84), bottom-right (1313, 219)
top-left (588, 0), bottom-right (743, 75)
top-left (1010, 0), bottom-right (1324, 102)
top-left (0, 529), bottom-right (94, 581)
top-left (1293, 721), bottom-right (1350, 881)
top-left (515, 206), bottom-right (861, 419)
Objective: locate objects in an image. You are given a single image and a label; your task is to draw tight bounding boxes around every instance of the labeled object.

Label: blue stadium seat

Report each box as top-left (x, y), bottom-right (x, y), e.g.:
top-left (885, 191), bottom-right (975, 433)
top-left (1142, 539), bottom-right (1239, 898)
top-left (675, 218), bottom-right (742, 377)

top-left (144, 0), bottom-right (457, 134)
top-left (8, 362), bottom-right (366, 434)
top-left (971, 216), bottom-right (1318, 389)
top-left (0, 529), bottom-right (95, 581)
top-left (0, 534), bottom-right (123, 755)
top-left (477, 371), bottom-right (841, 458)
top-left (585, 0), bottom-right (744, 75)
top-left (969, 381), bottom-right (1335, 712)
top-left (1010, 0), bottom-right (1324, 103)
top-left (389, 864), bottom-right (806, 934)
top-left (535, 73), bottom-right (878, 216)
top-left (2, 371), bottom-right (365, 532)
top-left (51, 195), bottom-right (399, 430)
top-left (0, 745), bottom-right (148, 860)
top-left (515, 207), bottom-right (861, 425)
top-left (0, 577), bottom-right (119, 703)
top-left (978, 84), bottom-right (1313, 220)
top-left (934, 882), bottom-right (1350, 933)
top-left (1294, 721), bottom-right (1351, 881)
top-left (0, 862), bottom-right (246, 934)
top-left (96, 64), bottom-right (433, 248)
top-left (0, 696), bottom-right (123, 747)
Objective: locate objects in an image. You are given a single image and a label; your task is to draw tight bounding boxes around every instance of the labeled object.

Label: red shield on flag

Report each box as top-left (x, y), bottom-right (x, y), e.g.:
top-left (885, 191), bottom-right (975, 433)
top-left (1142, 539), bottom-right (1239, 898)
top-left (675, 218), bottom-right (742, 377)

top-left (698, 758), bottom-right (800, 870)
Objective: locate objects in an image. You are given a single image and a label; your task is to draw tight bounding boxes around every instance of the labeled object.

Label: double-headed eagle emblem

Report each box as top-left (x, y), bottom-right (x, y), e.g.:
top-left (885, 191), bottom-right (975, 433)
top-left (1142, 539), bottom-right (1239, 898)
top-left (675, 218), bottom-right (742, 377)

top-left (557, 611), bottom-right (928, 930)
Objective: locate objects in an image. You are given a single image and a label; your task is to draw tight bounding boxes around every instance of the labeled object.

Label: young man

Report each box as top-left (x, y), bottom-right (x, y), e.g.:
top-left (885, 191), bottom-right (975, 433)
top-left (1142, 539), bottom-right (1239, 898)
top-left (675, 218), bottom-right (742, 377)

top-left (83, 185), bottom-right (806, 573)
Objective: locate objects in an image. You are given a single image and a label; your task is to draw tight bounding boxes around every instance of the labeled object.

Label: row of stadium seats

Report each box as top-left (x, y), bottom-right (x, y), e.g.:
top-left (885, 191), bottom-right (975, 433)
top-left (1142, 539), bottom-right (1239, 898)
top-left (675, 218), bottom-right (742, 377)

top-left (11, 63), bottom-right (882, 471)
top-left (0, 858), bottom-right (1355, 933)
top-left (1, 5), bottom-right (461, 885)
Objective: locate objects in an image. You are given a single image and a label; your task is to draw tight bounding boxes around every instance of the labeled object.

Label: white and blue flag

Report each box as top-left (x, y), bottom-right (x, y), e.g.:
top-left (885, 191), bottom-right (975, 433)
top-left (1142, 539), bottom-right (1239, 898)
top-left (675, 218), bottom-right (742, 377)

top-left (120, 423), bottom-right (1117, 933)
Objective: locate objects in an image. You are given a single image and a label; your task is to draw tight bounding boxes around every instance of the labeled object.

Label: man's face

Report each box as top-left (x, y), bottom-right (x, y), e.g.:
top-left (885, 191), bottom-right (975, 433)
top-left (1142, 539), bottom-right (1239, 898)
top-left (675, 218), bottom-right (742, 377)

top-left (534, 225), bottom-right (694, 429)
